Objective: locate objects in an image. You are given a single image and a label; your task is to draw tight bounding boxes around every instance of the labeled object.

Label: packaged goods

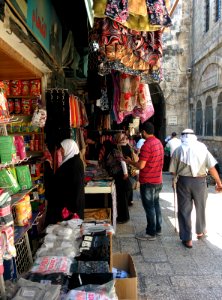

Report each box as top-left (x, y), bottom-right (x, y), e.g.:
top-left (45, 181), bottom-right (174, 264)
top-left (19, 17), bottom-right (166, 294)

top-left (15, 165), bottom-right (32, 190)
top-left (21, 80), bottom-right (30, 96)
top-left (14, 98), bottom-right (22, 114)
top-left (2, 80), bottom-right (10, 96)
top-left (15, 194), bottom-right (32, 226)
top-left (30, 79), bottom-right (41, 96)
top-left (14, 136), bottom-right (27, 160)
top-left (0, 92), bottom-right (10, 121)
top-left (0, 191), bottom-right (13, 226)
top-left (31, 107), bottom-right (47, 128)
top-left (0, 168), bottom-right (20, 195)
top-left (21, 98), bottom-right (32, 115)
top-left (7, 99), bottom-right (14, 114)
top-left (10, 80), bottom-right (22, 96)
top-left (0, 136), bottom-right (16, 163)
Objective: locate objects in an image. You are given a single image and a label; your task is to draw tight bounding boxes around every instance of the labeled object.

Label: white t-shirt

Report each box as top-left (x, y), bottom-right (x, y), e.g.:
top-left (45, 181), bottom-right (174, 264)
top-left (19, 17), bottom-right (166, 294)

top-left (166, 138), bottom-right (181, 157)
top-left (136, 138), bottom-right (145, 150)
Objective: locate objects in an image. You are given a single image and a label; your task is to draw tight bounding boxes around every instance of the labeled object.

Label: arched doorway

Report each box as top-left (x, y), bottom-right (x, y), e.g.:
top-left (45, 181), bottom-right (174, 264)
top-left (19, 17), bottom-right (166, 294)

top-left (149, 83), bottom-right (166, 143)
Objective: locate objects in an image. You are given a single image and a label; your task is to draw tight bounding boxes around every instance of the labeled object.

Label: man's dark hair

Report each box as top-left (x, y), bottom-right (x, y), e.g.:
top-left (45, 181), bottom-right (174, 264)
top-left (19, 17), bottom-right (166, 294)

top-left (141, 121), bottom-right (154, 134)
top-left (172, 132), bottom-right (177, 137)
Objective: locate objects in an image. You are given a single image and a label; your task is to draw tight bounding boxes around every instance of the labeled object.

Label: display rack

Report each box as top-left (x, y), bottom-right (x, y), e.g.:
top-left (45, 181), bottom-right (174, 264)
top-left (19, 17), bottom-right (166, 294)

top-left (0, 113), bottom-right (44, 298)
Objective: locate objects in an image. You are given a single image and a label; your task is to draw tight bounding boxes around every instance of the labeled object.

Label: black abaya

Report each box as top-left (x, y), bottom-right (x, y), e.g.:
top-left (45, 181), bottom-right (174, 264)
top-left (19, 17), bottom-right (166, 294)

top-left (47, 154), bottom-right (85, 224)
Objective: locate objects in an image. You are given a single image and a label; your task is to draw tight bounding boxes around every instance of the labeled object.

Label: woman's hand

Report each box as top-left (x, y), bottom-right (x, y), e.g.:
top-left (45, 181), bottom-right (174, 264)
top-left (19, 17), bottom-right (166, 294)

top-left (123, 156), bottom-right (132, 164)
top-left (123, 174), bottom-right (129, 180)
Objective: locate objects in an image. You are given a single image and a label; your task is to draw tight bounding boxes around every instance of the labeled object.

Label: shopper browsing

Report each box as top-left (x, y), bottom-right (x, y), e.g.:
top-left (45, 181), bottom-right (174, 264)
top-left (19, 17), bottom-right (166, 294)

top-left (124, 121), bottom-right (164, 240)
top-left (47, 139), bottom-right (85, 224)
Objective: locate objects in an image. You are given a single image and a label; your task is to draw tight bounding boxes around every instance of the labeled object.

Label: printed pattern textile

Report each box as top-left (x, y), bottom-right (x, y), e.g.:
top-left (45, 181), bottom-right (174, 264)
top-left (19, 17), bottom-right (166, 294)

top-left (90, 18), bottom-right (162, 72)
top-left (146, 0), bottom-right (172, 26)
top-left (93, 0), bottom-right (169, 31)
top-left (105, 0), bottom-right (129, 22)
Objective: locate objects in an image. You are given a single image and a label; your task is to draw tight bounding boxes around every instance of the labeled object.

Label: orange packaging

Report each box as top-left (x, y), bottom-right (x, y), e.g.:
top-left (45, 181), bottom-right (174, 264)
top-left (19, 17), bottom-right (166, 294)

top-left (14, 99), bottom-right (22, 114)
top-left (15, 195), bottom-right (32, 226)
top-left (3, 80), bottom-right (10, 96)
top-left (30, 140), bottom-right (34, 151)
top-left (30, 79), bottom-right (41, 96)
top-left (34, 140), bottom-right (39, 151)
top-left (21, 99), bottom-right (32, 115)
top-left (21, 80), bottom-right (30, 96)
top-left (10, 80), bottom-right (22, 96)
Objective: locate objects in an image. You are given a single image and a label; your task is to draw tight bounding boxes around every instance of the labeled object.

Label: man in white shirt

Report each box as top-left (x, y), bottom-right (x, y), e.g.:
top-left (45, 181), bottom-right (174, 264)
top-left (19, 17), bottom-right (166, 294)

top-left (166, 132), bottom-right (181, 157)
top-left (136, 137), bottom-right (145, 153)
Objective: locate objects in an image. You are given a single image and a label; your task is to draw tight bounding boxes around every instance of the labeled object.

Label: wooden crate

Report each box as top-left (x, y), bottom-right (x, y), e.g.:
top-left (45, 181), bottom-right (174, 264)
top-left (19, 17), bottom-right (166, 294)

top-left (84, 208), bottom-right (111, 223)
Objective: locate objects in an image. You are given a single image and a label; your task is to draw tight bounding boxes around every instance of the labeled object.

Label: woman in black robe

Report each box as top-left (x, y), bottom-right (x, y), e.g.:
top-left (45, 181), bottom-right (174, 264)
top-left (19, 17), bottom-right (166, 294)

top-left (47, 139), bottom-right (85, 224)
top-left (104, 133), bottom-right (133, 223)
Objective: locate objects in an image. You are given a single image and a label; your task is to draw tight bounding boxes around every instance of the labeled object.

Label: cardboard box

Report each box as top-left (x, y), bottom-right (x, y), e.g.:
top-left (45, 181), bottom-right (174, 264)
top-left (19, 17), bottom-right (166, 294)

top-left (112, 253), bottom-right (137, 300)
top-left (84, 208), bottom-right (111, 223)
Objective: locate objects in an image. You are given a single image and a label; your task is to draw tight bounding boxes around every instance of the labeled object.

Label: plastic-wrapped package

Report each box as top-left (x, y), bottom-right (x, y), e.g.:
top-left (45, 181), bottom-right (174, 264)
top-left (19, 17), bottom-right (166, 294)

top-left (112, 267), bottom-right (129, 278)
top-left (65, 280), bottom-right (118, 300)
top-left (45, 224), bottom-right (81, 241)
top-left (12, 278), bottom-right (61, 300)
top-left (35, 238), bottom-right (81, 258)
top-left (15, 165), bottom-right (32, 190)
top-left (61, 218), bottom-right (83, 228)
top-left (36, 246), bottom-right (77, 258)
top-left (30, 256), bottom-right (73, 275)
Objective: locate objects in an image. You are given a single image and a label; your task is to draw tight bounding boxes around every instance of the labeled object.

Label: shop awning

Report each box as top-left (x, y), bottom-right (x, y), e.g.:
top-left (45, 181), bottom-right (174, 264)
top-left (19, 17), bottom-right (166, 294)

top-left (0, 37), bottom-right (43, 80)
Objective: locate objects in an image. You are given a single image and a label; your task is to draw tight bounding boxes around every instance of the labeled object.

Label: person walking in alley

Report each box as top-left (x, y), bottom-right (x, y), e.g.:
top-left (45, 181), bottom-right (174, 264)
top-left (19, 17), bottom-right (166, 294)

top-left (169, 129), bottom-right (222, 249)
top-left (124, 121), bottom-right (164, 241)
top-left (166, 132), bottom-right (181, 157)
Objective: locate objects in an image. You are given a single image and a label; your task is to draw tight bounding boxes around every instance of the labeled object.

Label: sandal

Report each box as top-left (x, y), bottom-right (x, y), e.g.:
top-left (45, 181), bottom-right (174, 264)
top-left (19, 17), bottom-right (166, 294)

top-left (182, 240), bottom-right (192, 249)
top-left (196, 233), bottom-right (207, 240)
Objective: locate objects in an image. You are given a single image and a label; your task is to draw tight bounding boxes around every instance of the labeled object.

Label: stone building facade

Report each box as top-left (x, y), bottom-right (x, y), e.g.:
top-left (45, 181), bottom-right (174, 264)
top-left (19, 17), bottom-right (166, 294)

top-left (189, 0), bottom-right (222, 164)
top-left (161, 0), bottom-right (191, 138)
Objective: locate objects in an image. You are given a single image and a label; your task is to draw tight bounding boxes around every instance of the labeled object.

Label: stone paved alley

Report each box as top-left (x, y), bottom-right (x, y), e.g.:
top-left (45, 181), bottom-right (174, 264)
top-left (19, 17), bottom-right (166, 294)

top-left (113, 172), bottom-right (222, 300)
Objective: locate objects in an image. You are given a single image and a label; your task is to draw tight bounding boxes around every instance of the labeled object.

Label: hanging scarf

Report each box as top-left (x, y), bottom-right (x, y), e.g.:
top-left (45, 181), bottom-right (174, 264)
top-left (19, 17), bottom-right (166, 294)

top-left (180, 129), bottom-right (208, 177)
top-left (60, 139), bottom-right (79, 166)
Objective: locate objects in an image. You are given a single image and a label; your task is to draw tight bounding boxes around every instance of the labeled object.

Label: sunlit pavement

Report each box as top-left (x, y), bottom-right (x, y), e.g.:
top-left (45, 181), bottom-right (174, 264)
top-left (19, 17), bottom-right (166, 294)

top-left (113, 172), bottom-right (222, 300)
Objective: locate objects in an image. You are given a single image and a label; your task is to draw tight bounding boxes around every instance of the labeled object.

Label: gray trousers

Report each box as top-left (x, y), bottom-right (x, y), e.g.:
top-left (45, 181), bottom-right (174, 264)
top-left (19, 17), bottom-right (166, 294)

top-left (176, 176), bottom-right (208, 241)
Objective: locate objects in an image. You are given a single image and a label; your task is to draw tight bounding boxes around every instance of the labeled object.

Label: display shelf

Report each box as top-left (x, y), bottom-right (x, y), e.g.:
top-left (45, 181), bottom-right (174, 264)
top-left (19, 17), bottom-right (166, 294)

top-left (7, 132), bottom-right (43, 135)
top-left (0, 117), bottom-right (21, 124)
top-left (11, 185), bottom-right (38, 206)
top-left (26, 151), bottom-right (44, 157)
top-left (14, 211), bottom-right (39, 243)
top-left (0, 156), bottom-right (32, 169)
top-left (7, 95), bottom-right (40, 99)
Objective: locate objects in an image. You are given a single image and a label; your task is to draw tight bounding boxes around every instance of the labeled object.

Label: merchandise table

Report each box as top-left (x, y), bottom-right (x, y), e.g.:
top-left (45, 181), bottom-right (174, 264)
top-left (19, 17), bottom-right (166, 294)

top-left (84, 180), bottom-right (117, 231)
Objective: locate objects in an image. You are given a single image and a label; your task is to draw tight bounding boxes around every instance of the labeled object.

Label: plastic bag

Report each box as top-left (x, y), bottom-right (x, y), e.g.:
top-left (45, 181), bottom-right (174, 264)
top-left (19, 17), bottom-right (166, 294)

top-left (0, 168), bottom-right (20, 195)
top-left (15, 165), bottom-right (32, 190)
top-left (65, 280), bottom-right (118, 300)
top-left (31, 107), bottom-right (47, 128)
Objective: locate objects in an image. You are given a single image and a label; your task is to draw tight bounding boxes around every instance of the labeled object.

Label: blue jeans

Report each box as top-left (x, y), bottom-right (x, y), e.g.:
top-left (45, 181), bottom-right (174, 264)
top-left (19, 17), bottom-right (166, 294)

top-left (140, 183), bottom-right (162, 236)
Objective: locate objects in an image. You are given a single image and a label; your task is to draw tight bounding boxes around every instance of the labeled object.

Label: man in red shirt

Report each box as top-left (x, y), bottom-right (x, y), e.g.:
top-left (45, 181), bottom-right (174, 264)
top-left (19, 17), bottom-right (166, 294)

top-left (124, 121), bottom-right (164, 240)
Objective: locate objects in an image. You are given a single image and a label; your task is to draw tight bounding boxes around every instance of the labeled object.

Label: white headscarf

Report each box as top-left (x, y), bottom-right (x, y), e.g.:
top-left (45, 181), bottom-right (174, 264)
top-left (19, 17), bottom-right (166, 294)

top-left (180, 129), bottom-right (208, 176)
top-left (60, 139), bottom-right (79, 166)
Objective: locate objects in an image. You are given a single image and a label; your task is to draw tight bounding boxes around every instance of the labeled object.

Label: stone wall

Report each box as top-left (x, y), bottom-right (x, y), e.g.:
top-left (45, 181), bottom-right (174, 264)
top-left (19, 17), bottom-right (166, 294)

top-left (189, 0), bottom-right (222, 162)
top-left (162, 0), bottom-right (192, 137)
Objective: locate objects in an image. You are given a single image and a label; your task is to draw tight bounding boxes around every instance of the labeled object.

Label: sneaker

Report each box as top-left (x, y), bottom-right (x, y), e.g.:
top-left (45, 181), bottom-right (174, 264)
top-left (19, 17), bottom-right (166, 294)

top-left (135, 231), bottom-right (156, 241)
top-left (156, 231), bottom-right (162, 236)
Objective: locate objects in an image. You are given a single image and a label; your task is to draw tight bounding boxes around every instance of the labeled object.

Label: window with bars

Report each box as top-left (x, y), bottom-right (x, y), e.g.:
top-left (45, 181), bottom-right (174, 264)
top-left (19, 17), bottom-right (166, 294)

top-left (216, 92), bottom-right (222, 136)
top-left (205, 96), bottom-right (213, 136)
top-left (205, 0), bottom-right (210, 32)
top-left (196, 100), bottom-right (203, 135)
top-left (215, 0), bottom-right (221, 22)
